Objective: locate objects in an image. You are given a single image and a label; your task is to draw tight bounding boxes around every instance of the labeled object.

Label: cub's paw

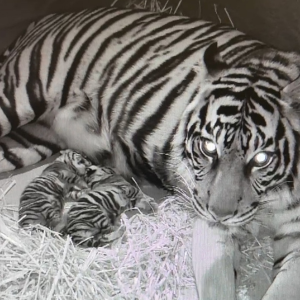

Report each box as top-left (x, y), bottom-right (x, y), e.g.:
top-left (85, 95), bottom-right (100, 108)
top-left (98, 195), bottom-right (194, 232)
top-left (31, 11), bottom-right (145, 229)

top-left (66, 188), bottom-right (89, 201)
top-left (76, 179), bottom-right (88, 189)
top-left (101, 226), bottom-right (126, 244)
top-left (51, 213), bottom-right (68, 233)
top-left (136, 196), bottom-right (158, 213)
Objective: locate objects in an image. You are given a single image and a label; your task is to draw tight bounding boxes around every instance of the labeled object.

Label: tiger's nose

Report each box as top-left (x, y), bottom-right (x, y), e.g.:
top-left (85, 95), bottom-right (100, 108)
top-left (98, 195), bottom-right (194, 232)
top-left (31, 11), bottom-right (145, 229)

top-left (208, 205), bottom-right (235, 221)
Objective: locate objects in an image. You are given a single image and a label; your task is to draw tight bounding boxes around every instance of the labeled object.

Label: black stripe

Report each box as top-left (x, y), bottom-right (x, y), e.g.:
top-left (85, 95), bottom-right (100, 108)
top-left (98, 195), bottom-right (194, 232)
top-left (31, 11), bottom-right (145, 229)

top-left (291, 130), bottom-right (299, 178)
top-left (124, 79), bottom-right (168, 130)
top-left (46, 12), bottom-right (88, 90)
top-left (219, 35), bottom-right (261, 53)
top-left (273, 250), bottom-right (294, 269)
top-left (122, 51), bottom-right (199, 132)
top-left (217, 105), bottom-right (239, 116)
top-left (274, 231), bottom-right (300, 241)
top-left (7, 131), bottom-right (29, 148)
top-left (14, 54), bottom-right (21, 87)
top-left (272, 53), bottom-right (291, 67)
top-left (0, 142), bottom-right (23, 168)
top-left (249, 89), bottom-right (276, 114)
top-left (64, 9), bottom-right (114, 60)
top-left (118, 138), bottom-right (140, 177)
top-left (250, 112), bottom-right (266, 126)
top-left (199, 102), bottom-right (209, 129)
top-left (76, 8), bottom-right (105, 27)
top-left (129, 73), bottom-right (196, 187)
top-left (16, 127), bottom-right (61, 153)
top-left (81, 14), bottom-right (168, 89)
top-left (229, 44), bottom-right (266, 65)
top-left (162, 21), bottom-right (211, 49)
top-left (0, 95), bottom-right (19, 132)
top-left (223, 42), bottom-right (264, 62)
top-left (26, 35), bottom-right (48, 121)
top-left (60, 10), bottom-right (140, 108)
top-left (114, 31), bottom-right (183, 86)
top-left (132, 71), bottom-right (196, 152)
top-left (106, 65), bottom-right (146, 125)
top-left (213, 79), bottom-right (247, 87)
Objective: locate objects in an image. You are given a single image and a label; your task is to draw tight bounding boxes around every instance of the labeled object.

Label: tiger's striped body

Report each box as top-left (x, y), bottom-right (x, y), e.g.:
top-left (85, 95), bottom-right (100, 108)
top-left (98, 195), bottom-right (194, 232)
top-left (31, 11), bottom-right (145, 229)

top-left (64, 165), bottom-right (157, 247)
top-left (0, 7), bottom-right (267, 176)
top-left (18, 150), bottom-right (91, 228)
top-left (1, 6), bottom-right (300, 298)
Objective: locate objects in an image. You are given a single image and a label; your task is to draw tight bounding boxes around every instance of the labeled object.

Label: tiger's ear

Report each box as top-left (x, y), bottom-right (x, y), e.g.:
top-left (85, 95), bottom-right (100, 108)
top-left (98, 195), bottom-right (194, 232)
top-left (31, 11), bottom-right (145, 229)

top-left (281, 75), bottom-right (300, 105)
top-left (203, 42), bottom-right (228, 76)
top-left (281, 76), bottom-right (300, 129)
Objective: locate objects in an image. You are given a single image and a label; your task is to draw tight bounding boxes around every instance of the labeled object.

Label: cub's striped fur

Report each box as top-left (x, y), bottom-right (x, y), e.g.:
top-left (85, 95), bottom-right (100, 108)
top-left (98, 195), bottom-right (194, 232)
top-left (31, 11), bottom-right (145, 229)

top-left (18, 150), bottom-right (91, 228)
top-left (63, 165), bottom-right (157, 247)
top-left (0, 6), bottom-right (300, 298)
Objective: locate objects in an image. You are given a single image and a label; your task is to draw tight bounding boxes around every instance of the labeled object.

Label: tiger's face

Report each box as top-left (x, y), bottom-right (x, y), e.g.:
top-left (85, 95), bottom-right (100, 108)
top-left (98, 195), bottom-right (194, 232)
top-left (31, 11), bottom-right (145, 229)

top-left (173, 44), bottom-right (300, 226)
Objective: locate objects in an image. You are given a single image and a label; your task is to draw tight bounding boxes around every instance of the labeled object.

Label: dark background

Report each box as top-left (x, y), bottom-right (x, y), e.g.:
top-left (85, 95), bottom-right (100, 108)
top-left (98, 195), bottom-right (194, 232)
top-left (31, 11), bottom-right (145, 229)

top-left (0, 0), bottom-right (298, 53)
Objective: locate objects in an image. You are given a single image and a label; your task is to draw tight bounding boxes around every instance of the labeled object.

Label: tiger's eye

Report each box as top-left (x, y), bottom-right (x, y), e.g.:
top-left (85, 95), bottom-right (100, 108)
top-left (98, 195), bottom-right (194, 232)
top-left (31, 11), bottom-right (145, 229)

top-left (253, 152), bottom-right (273, 168)
top-left (200, 139), bottom-right (217, 157)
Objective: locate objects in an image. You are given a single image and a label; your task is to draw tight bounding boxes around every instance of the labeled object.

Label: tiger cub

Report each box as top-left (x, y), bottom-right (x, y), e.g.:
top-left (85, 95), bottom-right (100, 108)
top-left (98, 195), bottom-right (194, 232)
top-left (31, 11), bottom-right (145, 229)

top-left (63, 165), bottom-right (158, 247)
top-left (18, 149), bottom-right (92, 229)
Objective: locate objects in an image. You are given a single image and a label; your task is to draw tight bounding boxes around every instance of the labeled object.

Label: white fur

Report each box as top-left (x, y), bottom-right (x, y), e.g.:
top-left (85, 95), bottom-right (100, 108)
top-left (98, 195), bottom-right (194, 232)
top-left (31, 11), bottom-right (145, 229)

top-left (52, 90), bottom-right (111, 160)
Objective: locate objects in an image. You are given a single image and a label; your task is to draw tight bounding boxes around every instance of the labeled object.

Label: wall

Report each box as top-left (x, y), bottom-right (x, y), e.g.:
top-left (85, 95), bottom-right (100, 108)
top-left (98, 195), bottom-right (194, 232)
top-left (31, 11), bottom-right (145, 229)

top-left (0, 0), bottom-right (298, 53)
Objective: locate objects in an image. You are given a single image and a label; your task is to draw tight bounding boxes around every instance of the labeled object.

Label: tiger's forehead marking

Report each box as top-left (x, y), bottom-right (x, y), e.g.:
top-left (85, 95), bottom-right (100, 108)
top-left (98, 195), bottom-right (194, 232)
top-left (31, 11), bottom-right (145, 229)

top-left (201, 85), bottom-right (281, 155)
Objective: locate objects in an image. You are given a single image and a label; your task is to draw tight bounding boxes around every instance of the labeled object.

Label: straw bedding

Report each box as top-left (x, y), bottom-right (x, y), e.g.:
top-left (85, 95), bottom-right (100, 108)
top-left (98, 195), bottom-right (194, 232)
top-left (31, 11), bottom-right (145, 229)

top-left (0, 176), bottom-right (272, 300)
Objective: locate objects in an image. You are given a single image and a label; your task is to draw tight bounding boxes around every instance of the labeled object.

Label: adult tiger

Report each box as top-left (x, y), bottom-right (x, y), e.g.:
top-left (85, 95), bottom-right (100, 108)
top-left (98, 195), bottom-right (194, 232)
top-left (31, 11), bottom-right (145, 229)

top-left (0, 6), bottom-right (300, 299)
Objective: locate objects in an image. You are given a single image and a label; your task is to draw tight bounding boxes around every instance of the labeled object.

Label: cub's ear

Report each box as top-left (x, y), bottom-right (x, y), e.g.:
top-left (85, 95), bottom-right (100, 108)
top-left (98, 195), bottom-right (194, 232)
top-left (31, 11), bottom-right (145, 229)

top-left (203, 42), bottom-right (228, 76)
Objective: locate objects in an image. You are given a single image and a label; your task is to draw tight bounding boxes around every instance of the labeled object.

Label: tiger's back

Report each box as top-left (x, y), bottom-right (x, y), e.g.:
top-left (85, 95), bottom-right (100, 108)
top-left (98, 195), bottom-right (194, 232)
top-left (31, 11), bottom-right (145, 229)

top-left (0, 6), bottom-right (265, 178)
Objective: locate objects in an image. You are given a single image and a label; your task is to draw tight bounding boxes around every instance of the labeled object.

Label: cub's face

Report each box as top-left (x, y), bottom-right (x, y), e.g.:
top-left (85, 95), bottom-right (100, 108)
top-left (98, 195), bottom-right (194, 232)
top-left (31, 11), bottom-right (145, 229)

top-left (58, 150), bottom-right (92, 175)
top-left (173, 59), bottom-right (300, 226)
top-left (84, 165), bottom-right (115, 185)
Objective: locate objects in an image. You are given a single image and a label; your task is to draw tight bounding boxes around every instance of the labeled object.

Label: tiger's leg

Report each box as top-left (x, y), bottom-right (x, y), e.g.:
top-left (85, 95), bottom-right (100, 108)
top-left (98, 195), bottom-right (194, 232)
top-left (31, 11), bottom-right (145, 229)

top-left (261, 235), bottom-right (300, 299)
top-left (262, 258), bottom-right (300, 300)
top-left (0, 89), bottom-right (95, 174)
top-left (0, 121), bottom-right (62, 174)
top-left (260, 188), bottom-right (300, 300)
top-left (192, 218), bottom-right (238, 300)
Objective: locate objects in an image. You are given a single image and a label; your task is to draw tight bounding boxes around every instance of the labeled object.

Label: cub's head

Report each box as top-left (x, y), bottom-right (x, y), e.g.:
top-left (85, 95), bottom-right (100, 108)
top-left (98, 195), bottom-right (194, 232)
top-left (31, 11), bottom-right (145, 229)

top-left (173, 43), bottom-right (300, 226)
top-left (57, 149), bottom-right (92, 175)
top-left (84, 165), bottom-right (115, 186)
